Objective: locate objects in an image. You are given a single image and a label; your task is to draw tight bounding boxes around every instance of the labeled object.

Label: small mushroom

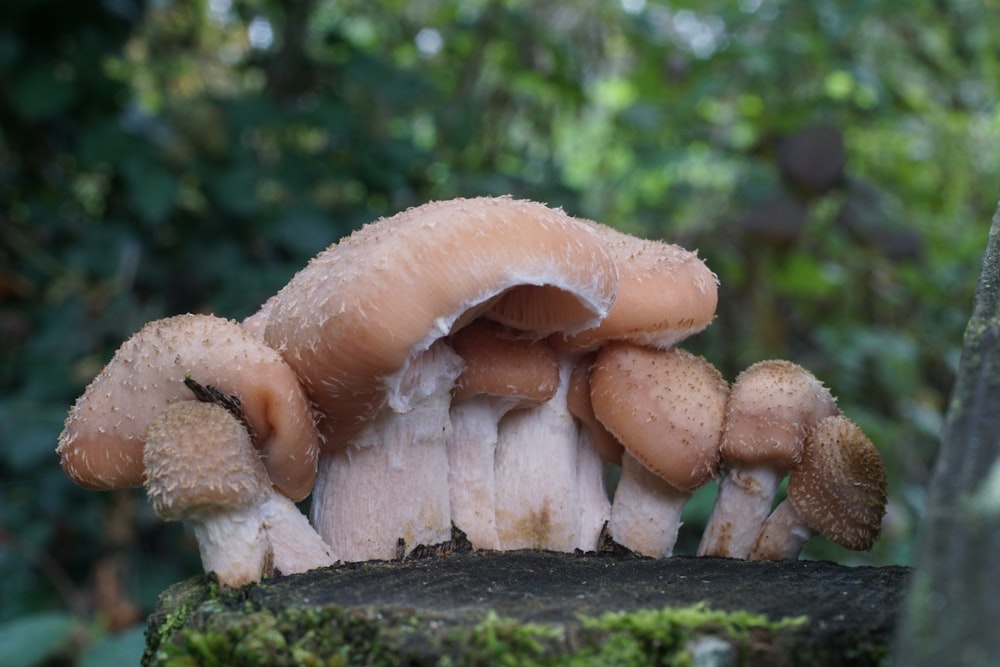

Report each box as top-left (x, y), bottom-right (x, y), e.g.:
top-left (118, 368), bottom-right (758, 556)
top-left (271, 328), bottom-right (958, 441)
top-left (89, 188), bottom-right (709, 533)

top-left (748, 414), bottom-right (887, 560)
top-left (446, 320), bottom-right (560, 550)
top-left (590, 342), bottom-right (728, 557)
top-left (697, 360), bottom-right (840, 558)
top-left (57, 313), bottom-right (320, 501)
top-left (264, 196), bottom-right (619, 560)
top-left (144, 401), bottom-right (335, 586)
top-left (493, 221), bottom-right (720, 552)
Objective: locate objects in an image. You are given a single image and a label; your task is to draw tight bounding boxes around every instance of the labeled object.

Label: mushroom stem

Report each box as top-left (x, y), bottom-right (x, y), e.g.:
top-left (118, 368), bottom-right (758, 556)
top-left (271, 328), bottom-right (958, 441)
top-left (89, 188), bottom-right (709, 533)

top-left (567, 353), bottom-right (617, 552)
top-left (574, 429), bottom-right (612, 552)
top-left (697, 463), bottom-right (785, 558)
top-left (260, 494), bottom-right (340, 573)
top-left (609, 453), bottom-right (690, 557)
top-left (747, 499), bottom-right (814, 560)
top-left (446, 397), bottom-right (506, 550)
top-left (188, 505), bottom-right (274, 587)
top-left (494, 361), bottom-right (581, 551)
top-left (311, 340), bottom-right (462, 561)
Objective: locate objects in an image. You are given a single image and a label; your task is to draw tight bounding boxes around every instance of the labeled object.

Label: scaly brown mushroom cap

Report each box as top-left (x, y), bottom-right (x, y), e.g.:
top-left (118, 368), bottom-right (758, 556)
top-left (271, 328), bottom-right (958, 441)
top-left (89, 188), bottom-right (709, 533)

top-left (590, 342), bottom-right (728, 492)
top-left (144, 401), bottom-right (271, 520)
top-left (57, 314), bottom-right (319, 500)
top-left (788, 414), bottom-right (887, 550)
top-left (264, 196), bottom-right (619, 452)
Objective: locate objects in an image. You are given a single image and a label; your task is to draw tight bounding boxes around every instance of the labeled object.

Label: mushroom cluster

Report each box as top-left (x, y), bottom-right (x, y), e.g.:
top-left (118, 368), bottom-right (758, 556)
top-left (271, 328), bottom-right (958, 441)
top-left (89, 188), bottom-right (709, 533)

top-left (57, 196), bottom-right (888, 587)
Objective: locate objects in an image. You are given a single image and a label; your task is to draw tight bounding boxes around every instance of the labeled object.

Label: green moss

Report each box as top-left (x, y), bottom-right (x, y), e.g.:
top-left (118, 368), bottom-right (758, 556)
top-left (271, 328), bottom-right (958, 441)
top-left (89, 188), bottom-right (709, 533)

top-left (145, 592), bottom-right (805, 667)
top-left (449, 603), bottom-right (805, 667)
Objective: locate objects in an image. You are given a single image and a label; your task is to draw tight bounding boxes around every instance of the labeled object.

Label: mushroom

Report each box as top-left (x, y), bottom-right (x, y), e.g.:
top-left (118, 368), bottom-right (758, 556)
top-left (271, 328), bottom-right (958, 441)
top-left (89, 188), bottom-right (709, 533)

top-left (446, 319), bottom-right (560, 550)
top-left (590, 342), bottom-right (728, 557)
top-left (57, 313), bottom-right (321, 502)
top-left (748, 414), bottom-right (887, 560)
top-left (493, 221), bottom-right (720, 552)
top-left (144, 401), bottom-right (335, 586)
top-left (263, 196), bottom-right (619, 560)
top-left (493, 358), bottom-right (583, 550)
top-left (697, 360), bottom-right (840, 558)
top-left (565, 352), bottom-right (623, 550)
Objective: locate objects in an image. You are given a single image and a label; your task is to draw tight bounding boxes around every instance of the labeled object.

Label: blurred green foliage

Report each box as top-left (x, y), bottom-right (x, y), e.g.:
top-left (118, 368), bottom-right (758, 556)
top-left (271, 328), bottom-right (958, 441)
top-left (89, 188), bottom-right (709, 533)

top-left (2, 0), bottom-right (998, 663)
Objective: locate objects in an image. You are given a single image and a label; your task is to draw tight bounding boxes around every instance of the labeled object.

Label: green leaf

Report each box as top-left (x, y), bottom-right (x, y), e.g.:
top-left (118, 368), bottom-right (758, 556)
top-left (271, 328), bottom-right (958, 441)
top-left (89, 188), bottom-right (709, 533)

top-left (10, 66), bottom-right (76, 121)
top-left (0, 612), bottom-right (76, 667)
top-left (79, 626), bottom-right (147, 667)
top-left (121, 157), bottom-right (177, 224)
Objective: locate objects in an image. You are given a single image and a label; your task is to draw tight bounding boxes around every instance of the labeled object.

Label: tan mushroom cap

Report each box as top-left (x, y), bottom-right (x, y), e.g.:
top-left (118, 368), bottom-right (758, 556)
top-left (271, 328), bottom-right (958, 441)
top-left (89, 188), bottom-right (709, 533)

top-left (555, 221), bottom-right (718, 352)
top-left (788, 414), bottom-right (887, 550)
top-left (264, 196), bottom-right (619, 451)
top-left (451, 320), bottom-right (560, 407)
top-left (57, 314), bottom-right (320, 500)
top-left (590, 342), bottom-right (729, 491)
top-left (721, 359), bottom-right (840, 468)
top-left (144, 401), bottom-right (271, 520)
top-left (566, 353), bottom-right (624, 464)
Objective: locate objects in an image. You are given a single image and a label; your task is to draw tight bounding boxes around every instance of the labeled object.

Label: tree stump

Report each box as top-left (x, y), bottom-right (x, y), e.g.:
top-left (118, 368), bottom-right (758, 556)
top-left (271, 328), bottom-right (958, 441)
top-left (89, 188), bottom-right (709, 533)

top-left (144, 550), bottom-right (907, 666)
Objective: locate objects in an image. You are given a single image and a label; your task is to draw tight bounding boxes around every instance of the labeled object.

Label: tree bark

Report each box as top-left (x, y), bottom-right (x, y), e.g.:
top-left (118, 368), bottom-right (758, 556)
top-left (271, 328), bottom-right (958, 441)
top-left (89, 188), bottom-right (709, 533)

top-left (893, 200), bottom-right (1000, 666)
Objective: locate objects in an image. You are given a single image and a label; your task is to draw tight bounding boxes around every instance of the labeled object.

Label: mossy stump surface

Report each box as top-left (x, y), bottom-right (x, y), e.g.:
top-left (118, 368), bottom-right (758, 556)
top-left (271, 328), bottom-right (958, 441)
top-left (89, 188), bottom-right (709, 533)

top-left (144, 550), bottom-right (908, 666)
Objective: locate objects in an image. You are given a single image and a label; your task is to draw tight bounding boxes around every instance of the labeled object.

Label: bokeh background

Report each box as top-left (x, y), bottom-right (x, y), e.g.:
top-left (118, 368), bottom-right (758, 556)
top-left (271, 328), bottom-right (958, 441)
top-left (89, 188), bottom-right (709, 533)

top-left (2, 0), bottom-right (998, 663)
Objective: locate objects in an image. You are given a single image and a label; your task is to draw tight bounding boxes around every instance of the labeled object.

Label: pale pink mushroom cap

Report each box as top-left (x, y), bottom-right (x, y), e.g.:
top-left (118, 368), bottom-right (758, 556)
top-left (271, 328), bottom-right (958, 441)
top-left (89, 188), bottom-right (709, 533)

top-left (555, 221), bottom-right (718, 352)
top-left (57, 314), bottom-right (320, 500)
top-left (451, 320), bottom-right (560, 408)
top-left (264, 196), bottom-right (619, 451)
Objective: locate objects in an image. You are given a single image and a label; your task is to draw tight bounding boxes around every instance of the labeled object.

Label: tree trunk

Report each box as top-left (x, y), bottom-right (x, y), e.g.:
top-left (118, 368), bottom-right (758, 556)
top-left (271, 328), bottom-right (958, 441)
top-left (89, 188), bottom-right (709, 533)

top-left (893, 201), bottom-right (1000, 666)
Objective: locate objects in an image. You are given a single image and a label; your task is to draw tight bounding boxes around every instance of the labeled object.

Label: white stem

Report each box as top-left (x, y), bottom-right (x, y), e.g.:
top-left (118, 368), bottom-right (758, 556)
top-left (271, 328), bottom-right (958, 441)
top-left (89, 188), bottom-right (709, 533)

top-left (260, 493), bottom-right (337, 573)
top-left (608, 453), bottom-right (689, 558)
top-left (311, 342), bottom-right (461, 562)
top-left (446, 397), bottom-right (516, 550)
top-left (748, 499), bottom-right (815, 560)
top-left (190, 504), bottom-right (272, 587)
top-left (697, 463), bottom-right (785, 558)
top-left (494, 362), bottom-right (581, 551)
top-left (575, 426), bottom-right (611, 552)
